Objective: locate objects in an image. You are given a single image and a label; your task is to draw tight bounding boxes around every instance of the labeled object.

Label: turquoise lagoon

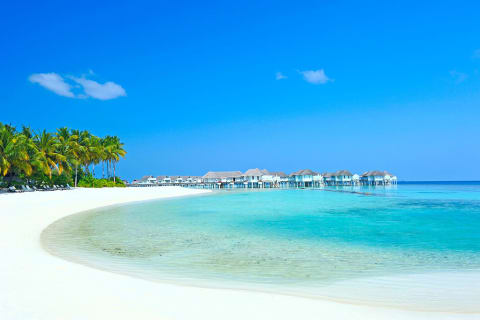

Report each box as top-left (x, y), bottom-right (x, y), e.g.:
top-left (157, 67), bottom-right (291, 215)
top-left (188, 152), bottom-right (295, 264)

top-left (42, 183), bottom-right (480, 312)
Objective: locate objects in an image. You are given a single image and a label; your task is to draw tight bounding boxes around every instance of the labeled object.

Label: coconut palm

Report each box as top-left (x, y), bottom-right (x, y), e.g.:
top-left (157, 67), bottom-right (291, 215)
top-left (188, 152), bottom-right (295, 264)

top-left (0, 123), bottom-right (33, 177)
top-left (77, 130), bottom-right (93, 175)
top-left (56, 127), bottom-right (82, 176)
top-left (32, 130), bottom-right (66, 178)
top-left (0, 122), bottom-right (126, 187)
top-left (109, 136), bottom-right (126, 183)
top-left (88, 135), bottom-right (104, 178)
top-left (69, 129), bottom-right (86, 187)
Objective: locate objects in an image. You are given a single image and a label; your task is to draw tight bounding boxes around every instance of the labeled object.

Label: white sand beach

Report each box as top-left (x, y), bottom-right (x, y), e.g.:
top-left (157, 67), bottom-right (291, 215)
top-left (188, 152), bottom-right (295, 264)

top-left (0, 187), bottom-right (477, 320)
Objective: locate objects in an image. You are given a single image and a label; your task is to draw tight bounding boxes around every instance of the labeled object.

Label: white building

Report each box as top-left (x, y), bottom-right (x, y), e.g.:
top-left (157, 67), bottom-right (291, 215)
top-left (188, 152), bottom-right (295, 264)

top-left (360, 171), bottom-right (398, 185)
top-left (332, 170), bottom-right (353, 186)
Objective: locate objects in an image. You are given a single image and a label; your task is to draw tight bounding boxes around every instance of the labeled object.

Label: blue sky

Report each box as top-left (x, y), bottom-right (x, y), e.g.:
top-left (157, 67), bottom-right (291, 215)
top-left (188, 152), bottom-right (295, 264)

top-left (1, 1), bottom-right (480, 181)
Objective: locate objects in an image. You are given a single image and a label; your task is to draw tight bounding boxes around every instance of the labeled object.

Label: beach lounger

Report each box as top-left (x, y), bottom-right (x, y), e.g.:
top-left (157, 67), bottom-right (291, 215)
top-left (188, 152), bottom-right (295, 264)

top-left (22, 185), bottom-right (34, 192)
top-left (8, 186), bottom-right (22, 193)
top-left (25, 185), bottom-right (35, 192)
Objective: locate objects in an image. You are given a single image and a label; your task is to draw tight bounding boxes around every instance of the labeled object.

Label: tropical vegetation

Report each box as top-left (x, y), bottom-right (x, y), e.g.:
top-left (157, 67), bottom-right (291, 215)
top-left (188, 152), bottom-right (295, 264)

top-left (0, 122), bottom-right (127, 188)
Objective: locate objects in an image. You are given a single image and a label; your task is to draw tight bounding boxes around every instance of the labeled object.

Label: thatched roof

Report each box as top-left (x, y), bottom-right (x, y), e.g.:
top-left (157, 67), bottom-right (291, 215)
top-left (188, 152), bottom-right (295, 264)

top-left (290, 169), bottom-right (318, 176)
top-left (334, 170), bottom-right (353, 176)
top-left (244, 168), bottom-right (266, 176)
top-left (269, 171), bottom-right (287, 177)
top-left (202, 171), bottom-right (243, 179)
top-left (361, 170), bottom-right (394, 177)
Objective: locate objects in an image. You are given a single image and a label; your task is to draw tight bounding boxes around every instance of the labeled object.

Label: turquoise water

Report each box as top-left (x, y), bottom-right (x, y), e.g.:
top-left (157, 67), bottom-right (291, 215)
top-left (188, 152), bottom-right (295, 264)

top-left (42, 183), bottom-right (480, 311)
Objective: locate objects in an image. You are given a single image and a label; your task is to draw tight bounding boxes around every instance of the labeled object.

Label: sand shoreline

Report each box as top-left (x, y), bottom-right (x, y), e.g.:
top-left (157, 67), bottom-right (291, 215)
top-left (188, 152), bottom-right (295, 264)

top-left (0, 187), bottom-right (477, 319)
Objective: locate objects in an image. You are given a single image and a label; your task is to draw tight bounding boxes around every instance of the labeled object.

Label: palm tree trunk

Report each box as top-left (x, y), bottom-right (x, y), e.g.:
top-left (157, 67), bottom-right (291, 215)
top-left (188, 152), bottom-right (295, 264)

top-left (75, 165), bottom-right (78, 187)
top-left (102, 162), bottom-right (104, 178)
top-left (113, 162), bottom-right (116, 183)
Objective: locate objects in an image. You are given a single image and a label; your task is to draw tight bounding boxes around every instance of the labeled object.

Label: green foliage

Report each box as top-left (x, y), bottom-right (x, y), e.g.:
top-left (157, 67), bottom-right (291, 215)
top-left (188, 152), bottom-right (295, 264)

top-left (0, 122), bottom-right (127, 188)
top-left (77, 174), bottom-right (126, 188)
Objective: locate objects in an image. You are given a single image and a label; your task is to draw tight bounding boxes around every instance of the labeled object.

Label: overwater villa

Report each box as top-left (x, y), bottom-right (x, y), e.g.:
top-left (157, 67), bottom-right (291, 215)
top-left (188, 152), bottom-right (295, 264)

top-left (360, 170), bottom-right (397, 186)
top-left (131, 169), bottom-right (397, 188)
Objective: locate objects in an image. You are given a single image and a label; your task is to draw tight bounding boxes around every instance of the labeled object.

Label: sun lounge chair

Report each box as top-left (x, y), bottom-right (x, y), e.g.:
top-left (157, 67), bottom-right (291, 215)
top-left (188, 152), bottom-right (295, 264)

top-left (8, 186), bottom-right (22, 193)
top-left (22, 185), bottom-right (34, 192)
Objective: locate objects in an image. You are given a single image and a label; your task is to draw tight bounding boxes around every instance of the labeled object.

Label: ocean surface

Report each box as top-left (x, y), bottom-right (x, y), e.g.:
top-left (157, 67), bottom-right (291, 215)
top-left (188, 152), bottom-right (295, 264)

top-left (42, 183), bottom-right (480, 312)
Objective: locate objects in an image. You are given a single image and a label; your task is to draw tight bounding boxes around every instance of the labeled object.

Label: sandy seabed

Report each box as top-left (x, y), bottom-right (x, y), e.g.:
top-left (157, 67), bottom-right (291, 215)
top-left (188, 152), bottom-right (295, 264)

top-left (0, 187), bottom-right (477, 320)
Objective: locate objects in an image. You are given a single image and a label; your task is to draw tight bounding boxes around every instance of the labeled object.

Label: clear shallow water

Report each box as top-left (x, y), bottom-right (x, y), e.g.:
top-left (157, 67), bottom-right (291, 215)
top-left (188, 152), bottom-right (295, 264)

top-left (42, 184), bottom-right (480, 312)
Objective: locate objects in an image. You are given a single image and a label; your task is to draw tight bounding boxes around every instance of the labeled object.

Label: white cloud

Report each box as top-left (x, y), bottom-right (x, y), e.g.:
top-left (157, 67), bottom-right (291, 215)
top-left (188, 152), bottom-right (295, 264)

top-left (300, 69), bottom-right (332, 84)
top-left (275, 72), bottom-right (287, 80)
top-left (28, 71), bottom-right (126, 100)
top-left (28, 73), bottom-right (74, 97)
top-left (71, 77), bottom-right (126, 100)
top-left (450, 70), bottom-right (468, 84)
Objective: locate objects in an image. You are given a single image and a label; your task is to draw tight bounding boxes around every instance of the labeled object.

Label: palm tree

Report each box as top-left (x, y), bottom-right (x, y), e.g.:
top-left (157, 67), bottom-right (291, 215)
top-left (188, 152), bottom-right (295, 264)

top-left (22, 126), bottom-right (34, 139)
top-left (0, 123), bottom-right (34, 179)
top-left (32, 130), bottom-right (66, 179)
top-left (1, 122), bottom-right (126, 188)
top-left (109, 136), bottom-right (127, 183)
top-left (77, 130), bottom-right (93, 175)
top-left (100, 137), bottom-right (109, 178)
top-left (56, 127), bottom-right (82, 181)
top-left (69, 129), bottom-right (85, 187)
top-left (88, 135), bottom-right (104, 178)
top-left (102, 136), bottom-right (114, 179)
